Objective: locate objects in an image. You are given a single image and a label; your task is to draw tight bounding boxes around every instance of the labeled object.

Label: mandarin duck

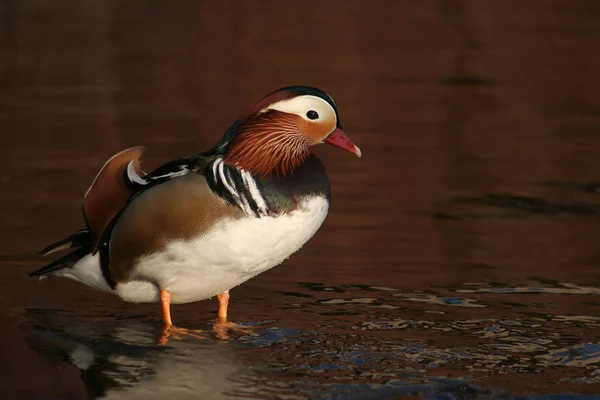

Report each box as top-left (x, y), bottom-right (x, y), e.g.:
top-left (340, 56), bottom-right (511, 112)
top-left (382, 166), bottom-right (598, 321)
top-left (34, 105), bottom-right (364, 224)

top-left (31, 86), bottom-right (361, 341)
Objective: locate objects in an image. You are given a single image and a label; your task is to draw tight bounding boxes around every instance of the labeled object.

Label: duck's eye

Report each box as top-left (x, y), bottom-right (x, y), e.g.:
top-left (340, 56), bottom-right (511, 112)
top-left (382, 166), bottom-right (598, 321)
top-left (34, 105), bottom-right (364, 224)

top-left (306, 110), bottom-right (319, 120)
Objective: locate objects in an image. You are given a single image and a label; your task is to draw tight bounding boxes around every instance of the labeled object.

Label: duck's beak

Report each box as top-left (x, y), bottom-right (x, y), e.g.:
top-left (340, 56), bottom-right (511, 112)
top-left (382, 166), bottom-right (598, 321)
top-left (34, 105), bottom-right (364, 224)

top-left (324, 128), bottom-right (362, 158)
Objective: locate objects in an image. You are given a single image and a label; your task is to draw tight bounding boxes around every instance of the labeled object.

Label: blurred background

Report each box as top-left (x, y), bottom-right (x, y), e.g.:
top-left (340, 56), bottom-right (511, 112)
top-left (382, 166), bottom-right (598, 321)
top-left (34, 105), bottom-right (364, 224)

top-left (1, 1), bottom-right (600, 399)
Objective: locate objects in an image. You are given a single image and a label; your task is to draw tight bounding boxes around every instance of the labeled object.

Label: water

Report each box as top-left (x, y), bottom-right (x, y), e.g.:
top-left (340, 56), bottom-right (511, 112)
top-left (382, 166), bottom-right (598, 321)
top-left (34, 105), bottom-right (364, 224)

top-left (1, 1), bottom-right (600, 398)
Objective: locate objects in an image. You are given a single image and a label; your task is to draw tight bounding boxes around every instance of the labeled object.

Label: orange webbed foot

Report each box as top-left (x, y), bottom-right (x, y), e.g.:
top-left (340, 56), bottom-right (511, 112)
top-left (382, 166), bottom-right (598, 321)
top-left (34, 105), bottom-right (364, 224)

top-left (158, 324), bottom-right (207, 345)
top-left (212, 318), bottom-right (256, 340)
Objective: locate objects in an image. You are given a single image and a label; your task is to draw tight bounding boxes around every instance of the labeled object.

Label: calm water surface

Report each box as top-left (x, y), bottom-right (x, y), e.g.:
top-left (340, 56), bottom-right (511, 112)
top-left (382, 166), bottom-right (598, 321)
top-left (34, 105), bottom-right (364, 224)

top-left (1, 1), bottom-right (600, 399)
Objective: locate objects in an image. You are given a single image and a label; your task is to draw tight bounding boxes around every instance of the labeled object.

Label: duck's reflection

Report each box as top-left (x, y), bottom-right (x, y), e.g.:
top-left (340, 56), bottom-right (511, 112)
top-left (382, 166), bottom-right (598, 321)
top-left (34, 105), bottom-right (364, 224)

top-left (26, 309), bottom-right (252, 399)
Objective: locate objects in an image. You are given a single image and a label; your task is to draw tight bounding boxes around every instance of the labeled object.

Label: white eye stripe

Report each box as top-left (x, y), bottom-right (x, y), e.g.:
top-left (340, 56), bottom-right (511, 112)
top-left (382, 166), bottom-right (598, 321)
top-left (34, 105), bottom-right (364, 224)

top-left (263, 95), bottom-right (336, 124)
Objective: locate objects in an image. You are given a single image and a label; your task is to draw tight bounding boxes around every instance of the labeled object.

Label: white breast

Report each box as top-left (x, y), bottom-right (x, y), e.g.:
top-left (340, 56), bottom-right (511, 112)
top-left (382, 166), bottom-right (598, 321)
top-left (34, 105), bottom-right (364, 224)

top-left (115, 195), bottom-right (329, 304)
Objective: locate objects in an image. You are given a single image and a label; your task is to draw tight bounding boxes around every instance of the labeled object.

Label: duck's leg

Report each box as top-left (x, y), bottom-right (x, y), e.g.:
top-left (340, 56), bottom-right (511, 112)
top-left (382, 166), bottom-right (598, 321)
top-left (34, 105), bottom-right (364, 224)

top-left (158, 289), bottom-right (205, 345)
top-left (213, 291), bottom-right (254, 339)
top-left (217, 291), bottom-right (230, 320)
top-left (161, 289), bottom-right (174, 326)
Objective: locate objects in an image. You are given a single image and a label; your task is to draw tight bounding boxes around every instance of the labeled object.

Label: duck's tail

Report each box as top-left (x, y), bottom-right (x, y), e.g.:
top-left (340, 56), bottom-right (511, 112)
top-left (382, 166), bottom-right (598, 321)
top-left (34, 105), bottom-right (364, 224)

top-left (31, 228), bottom-right (92, 279)
top-left (38, 228), bottom-right (90, 256)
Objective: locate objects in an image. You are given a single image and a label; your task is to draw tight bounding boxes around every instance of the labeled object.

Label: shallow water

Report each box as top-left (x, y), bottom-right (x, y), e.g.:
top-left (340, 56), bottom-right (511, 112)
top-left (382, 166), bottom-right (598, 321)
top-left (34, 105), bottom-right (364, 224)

top-left (1, 1), bottom-right (600, 399)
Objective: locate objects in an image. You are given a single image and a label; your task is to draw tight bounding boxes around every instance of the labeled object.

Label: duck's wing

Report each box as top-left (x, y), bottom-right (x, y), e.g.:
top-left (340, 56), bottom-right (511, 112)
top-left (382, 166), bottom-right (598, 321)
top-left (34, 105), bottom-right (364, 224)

top-left (82, 147), bottom-right (146, 254)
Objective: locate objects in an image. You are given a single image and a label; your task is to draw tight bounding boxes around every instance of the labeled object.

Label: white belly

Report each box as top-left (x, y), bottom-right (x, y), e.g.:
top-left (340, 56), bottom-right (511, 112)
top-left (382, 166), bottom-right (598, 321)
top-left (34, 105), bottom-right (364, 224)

top-left (114, 195), bottom-right (329, 304)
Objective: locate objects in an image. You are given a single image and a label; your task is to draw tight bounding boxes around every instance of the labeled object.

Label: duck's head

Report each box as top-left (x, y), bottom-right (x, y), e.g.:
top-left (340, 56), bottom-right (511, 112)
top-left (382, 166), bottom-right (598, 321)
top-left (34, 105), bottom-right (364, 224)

top-left (217, 86), bottom-right (361, 177)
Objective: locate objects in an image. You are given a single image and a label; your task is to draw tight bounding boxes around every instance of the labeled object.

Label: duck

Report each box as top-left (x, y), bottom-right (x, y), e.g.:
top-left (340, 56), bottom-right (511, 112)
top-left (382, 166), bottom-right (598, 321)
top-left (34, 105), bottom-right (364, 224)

top-left (30, 86), bottom-right (361, 341)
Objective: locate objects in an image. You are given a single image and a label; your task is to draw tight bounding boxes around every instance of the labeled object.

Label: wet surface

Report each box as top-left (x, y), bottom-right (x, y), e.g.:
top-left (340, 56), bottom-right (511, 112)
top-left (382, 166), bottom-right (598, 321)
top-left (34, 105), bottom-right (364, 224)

top-left (2, 1), bottom-right (600, 399)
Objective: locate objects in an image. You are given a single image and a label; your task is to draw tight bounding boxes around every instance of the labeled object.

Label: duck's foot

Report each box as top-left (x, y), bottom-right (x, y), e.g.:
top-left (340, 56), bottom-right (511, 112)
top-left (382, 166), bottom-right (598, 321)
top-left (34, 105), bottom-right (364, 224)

top-left (158, 324), bottom-right (207, 345)
top-left (212, 318), bottom-right (256, 340)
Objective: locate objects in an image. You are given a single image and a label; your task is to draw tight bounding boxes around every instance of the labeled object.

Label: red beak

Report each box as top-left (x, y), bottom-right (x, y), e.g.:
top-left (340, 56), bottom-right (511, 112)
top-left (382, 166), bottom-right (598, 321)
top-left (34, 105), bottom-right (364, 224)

top-left (323, 128), bottom-right (362, 158)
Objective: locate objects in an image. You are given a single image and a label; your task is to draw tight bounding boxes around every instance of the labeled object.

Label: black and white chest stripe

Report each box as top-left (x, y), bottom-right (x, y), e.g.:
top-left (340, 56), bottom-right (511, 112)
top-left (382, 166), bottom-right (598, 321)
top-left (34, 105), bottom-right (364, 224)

top-left (205, 158), bottom-right (269, 217)
top-left (123, 157), bottom-right (270, 217)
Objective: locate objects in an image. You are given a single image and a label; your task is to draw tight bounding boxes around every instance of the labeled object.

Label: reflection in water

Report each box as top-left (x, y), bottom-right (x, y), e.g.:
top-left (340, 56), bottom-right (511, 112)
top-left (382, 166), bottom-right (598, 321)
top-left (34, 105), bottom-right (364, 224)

top-left (393, 292), bottom-right (486, 308)
top-left (20, 281), bottom-right (600, 398)
top-left (458, 282), bottom-right (600, 295)
top-left (27, 309), bottom-right (247, 399)
top-left (538, 344), bottom-right (600, 369)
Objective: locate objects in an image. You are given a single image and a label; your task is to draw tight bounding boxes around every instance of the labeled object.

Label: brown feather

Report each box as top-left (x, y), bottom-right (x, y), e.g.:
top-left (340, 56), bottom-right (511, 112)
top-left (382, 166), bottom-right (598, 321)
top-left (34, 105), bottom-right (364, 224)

top-left (225, 111), bottom-right (312, 177)
top-left (82, 147), bottom-right (144, 254)
top-left (109, 174), bottom-right (243, 282)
